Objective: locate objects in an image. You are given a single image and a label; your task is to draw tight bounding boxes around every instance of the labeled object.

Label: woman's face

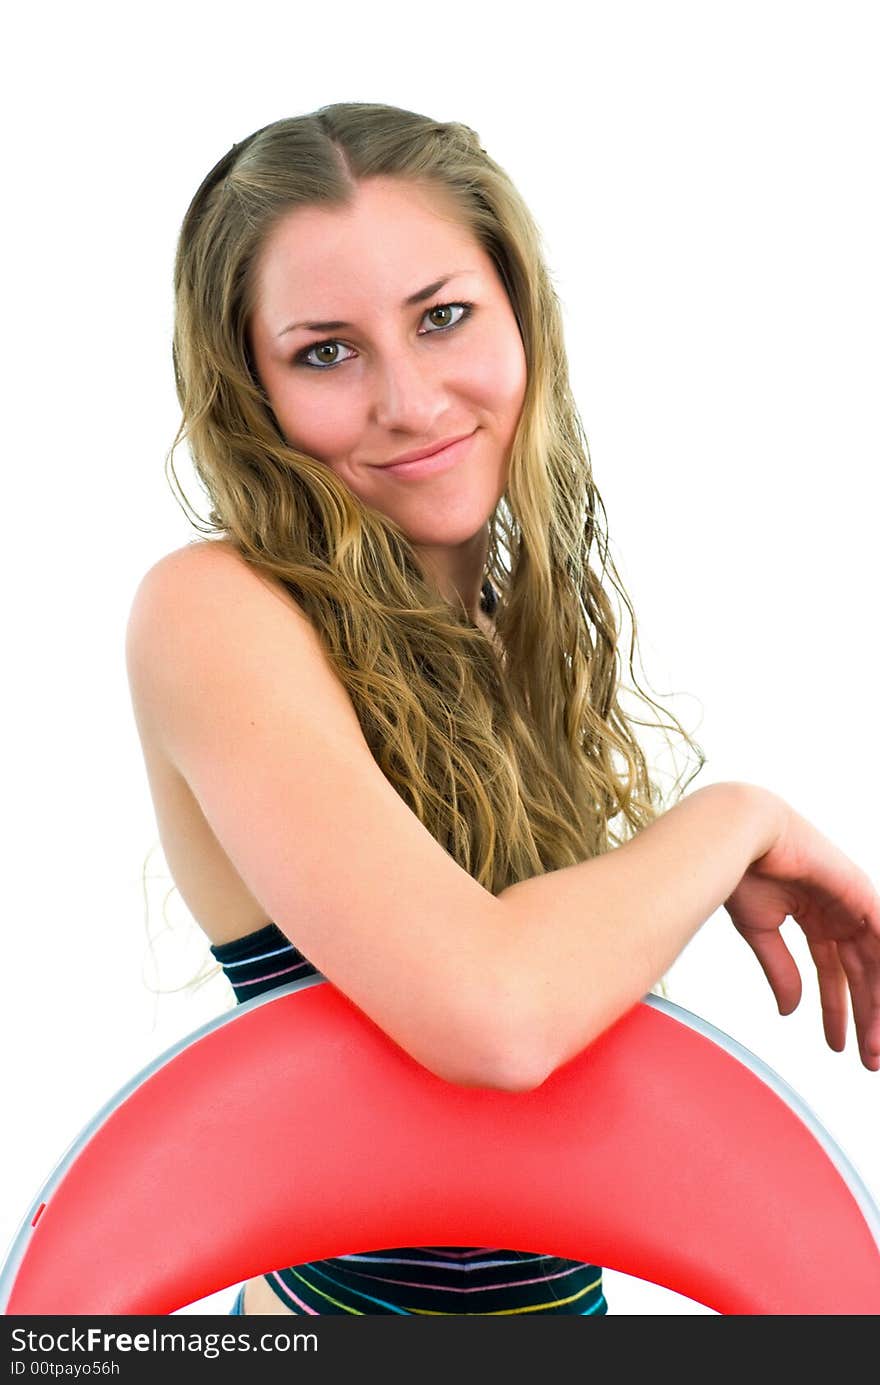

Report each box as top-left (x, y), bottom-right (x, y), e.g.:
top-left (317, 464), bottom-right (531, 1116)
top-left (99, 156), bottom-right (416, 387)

top-left (247, 177), bottom-right (527, 560)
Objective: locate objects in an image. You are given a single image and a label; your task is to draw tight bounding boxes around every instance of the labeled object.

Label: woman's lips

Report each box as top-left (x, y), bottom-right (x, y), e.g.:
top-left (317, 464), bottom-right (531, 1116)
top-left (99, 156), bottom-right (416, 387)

top-left (381, 431), bottom-right (476, 479)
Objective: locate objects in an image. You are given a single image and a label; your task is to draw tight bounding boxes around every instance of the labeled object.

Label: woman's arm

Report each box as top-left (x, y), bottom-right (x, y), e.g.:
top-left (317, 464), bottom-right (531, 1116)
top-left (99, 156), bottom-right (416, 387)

top-left (500, 784), bottom-right (880, 1086)
top-left (495, 782), bottom-right (780, 1083)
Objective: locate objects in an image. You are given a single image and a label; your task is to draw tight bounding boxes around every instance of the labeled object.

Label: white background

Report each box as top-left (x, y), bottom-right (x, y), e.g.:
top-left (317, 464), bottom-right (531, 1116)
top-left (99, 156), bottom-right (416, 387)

top-left (2, 0), bottom-right (877, 1317)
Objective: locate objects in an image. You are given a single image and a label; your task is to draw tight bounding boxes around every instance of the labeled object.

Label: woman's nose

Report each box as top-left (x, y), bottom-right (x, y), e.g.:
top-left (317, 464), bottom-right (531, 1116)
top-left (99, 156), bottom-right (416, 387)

top-left (370, 349), bottom-right (449, 434)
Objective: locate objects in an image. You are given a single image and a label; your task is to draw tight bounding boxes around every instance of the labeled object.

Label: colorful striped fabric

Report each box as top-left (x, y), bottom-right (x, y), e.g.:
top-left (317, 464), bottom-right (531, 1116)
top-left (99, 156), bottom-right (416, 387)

top-left (209, 922), bottom-right (608, 1315)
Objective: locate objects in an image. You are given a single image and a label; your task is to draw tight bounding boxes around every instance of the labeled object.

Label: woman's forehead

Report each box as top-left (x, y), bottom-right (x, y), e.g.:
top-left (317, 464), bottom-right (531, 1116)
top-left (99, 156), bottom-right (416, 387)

top-left (258, 180), bottom-right (479, 272)
top-left (251, 185), bottom-right (493, 330)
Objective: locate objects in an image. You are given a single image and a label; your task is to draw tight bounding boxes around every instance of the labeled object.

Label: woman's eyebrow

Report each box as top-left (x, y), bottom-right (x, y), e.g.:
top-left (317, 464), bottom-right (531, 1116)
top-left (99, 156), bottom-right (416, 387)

top-left (276, 272), bottom-right (476, 338)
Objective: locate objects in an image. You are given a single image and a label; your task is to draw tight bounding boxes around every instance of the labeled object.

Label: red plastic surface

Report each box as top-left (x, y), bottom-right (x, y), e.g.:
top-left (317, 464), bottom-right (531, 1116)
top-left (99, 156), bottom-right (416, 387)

top-left (6, 986), bottom-right (880, 1315)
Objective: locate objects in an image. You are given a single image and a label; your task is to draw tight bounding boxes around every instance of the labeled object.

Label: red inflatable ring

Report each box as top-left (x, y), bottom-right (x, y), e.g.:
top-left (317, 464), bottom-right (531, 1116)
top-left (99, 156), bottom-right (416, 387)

top-left (1, 979), bottom-right (878, 1315)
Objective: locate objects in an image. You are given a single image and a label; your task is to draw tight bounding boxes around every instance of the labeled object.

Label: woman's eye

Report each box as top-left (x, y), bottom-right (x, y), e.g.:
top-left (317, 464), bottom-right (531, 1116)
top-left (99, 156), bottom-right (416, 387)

top-left (295, 301), bottom-right (473, 370)
top-left (423, 302), bottom-right (469, 332)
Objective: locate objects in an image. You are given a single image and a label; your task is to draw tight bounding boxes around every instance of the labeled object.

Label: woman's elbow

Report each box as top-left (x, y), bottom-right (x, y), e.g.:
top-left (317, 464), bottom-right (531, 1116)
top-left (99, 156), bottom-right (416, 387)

top-left (418, 1027), bottom-right (548, 1093)
top-left (446, 1030), bottom-right (551, 1094)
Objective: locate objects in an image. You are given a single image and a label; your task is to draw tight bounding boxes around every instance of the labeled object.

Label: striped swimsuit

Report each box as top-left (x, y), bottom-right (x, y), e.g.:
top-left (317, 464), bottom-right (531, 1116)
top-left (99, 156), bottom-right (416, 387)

top-left (210, 922), bottom-right (608, 1315)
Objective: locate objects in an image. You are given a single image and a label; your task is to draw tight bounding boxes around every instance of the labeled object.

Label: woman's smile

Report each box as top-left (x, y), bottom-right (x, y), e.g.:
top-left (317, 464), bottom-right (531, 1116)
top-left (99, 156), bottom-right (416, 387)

top-left (375, 428), bottom-right (478, 479)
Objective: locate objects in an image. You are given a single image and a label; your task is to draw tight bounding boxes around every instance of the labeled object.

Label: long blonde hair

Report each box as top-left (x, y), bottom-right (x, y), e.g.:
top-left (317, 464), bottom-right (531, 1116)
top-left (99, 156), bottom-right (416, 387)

top-left (148, 102), bottom-right (704, 996)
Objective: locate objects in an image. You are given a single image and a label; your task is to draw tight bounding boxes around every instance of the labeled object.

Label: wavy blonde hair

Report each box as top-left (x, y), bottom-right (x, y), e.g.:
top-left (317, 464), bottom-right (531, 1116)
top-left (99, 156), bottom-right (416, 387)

top-left (146, 101), bottom-right (705, 1000)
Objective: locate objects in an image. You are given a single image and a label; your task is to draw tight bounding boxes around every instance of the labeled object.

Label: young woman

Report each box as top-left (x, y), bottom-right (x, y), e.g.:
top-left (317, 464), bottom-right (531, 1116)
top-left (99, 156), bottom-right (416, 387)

top-left (125, 102), bottom-right (880, 1316)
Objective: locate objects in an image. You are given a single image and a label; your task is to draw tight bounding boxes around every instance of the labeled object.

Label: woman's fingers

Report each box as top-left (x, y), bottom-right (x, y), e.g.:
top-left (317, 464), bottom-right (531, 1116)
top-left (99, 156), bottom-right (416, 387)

top-left (836, 934), bottom-right (880, 1070)
top-left (745, 926), bottom-right (880, 1069)
top-left (726, 809), bottom-right (880, 1068)
top-left (805, 937), bottom-right (848, 1052)
top-left (741, 928), bottom-right (803, 1016)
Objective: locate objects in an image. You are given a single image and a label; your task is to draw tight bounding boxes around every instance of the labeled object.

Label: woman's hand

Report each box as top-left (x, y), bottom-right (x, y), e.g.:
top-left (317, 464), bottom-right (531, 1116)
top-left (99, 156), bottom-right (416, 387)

top-left (723, 798), bottom-right (880, 1070)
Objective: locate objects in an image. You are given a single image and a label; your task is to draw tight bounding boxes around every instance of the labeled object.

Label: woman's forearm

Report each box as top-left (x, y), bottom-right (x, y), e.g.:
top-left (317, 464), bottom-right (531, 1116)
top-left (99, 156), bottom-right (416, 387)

top-left (493, 781), bottom-right (787, 1088)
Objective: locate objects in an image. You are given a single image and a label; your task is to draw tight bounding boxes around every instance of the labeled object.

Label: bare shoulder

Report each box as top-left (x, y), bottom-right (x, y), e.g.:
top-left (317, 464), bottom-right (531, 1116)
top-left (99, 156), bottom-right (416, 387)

top-left (131, 535), bottom-right (285, 595)
top-left (131, 537), bottom-right (305, 627)
top-left (125, 537), bottom-right (364, 744)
